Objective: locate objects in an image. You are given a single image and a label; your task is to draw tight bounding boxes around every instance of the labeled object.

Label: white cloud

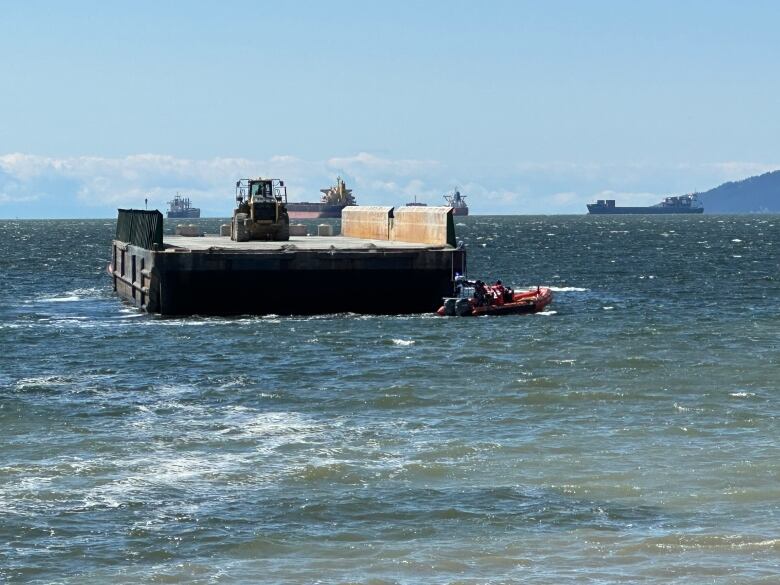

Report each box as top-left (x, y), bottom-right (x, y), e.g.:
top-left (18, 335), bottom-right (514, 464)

top-left (327, 152), bottom-right (438, 176)
top-left (0, 153), bottom-right (328, 213)
top-left (0, 152), bottom-right (446, 215)
top-left (551, 192), bottom-right (578, 205)
top-left (0, 193), bottom-right (39, 204)
top-left (701, 161), bottom-right (780, 181)
top-left (0, 152), bottom-right (776, 217)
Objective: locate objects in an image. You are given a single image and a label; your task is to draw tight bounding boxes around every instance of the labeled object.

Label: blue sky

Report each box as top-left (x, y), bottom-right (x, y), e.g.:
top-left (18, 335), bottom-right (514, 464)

top-left (2, 0), bottom-right (779, 217)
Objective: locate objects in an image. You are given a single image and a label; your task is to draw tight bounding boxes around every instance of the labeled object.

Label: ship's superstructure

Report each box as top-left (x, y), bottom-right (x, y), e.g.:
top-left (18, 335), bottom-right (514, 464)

top-left (167, 194), bottom-right (200, 219)
top-left (587, 194), bottom-right (704, 214)
top-left (444, 190), bottom-right (469, 216)
top-left (287, 176), bottom-right (357, 219)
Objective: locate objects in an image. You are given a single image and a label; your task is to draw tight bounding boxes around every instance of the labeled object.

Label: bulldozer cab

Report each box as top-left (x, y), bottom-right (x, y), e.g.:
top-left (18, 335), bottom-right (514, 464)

top-left (236, 178), bottom-right (287, 204)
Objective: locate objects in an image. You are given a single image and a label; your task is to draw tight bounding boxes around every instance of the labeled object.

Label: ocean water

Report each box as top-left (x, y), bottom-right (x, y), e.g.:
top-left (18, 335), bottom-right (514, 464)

top-left (1, 215), bottom-right (779, 584)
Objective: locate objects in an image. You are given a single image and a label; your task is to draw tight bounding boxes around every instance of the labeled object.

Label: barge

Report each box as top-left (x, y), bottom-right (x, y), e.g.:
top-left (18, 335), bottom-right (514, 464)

top-left (109, 204), bottom-right (465, 315)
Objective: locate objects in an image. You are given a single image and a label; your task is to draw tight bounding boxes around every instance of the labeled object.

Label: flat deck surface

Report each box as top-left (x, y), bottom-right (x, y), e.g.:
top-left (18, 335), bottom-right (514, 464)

top-left (164, 234), bottom-right (448, 252)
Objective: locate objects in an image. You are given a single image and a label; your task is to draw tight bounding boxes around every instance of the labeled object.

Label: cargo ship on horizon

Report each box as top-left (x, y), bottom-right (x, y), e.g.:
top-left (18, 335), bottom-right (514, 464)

top-left (405, 196), bottom-right (427, 207)
top-left (587, 194), bottom-right (703, 214)
top-left (444, 190), bottom-right (469, 216)
top-left (167, 194), bottom-right (200, 218)
top-left (287, 177), bottom-right (356, 219)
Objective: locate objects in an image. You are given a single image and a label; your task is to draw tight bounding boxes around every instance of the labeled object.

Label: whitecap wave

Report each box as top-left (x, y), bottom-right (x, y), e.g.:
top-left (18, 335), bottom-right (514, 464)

top-left (547, 286), bottom-right (589, 292)
top-left (392, 339), bottom-right (416, 346)
top-left (35, 287), bottom-right (105, 303)
top-left (14, 375), bottom-right (70, 390)
top-left (38, 295), bottom-right (81, 303)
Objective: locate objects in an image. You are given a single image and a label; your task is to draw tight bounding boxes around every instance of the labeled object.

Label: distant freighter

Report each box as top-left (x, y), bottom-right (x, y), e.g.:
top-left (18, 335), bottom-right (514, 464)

top-left (287, 177), bottom-right (356, 219)
top-left (167, 194), bottom-right (200, 218)
top-left (405, 196), bottom-right (427, 207)
top-left (444, 190), bottom-right (469, 216)
top-left (587, 194), bottom-right (703, 214)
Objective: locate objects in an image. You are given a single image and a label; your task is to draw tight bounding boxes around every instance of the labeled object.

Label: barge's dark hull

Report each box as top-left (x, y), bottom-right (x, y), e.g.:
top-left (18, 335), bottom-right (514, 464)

top-left (109, 240), bottom-right (465, 316)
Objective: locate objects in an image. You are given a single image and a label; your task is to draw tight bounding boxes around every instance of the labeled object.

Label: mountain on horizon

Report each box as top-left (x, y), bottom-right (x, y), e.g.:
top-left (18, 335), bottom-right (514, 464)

top-left (698, 170), bottom-right (780, 213)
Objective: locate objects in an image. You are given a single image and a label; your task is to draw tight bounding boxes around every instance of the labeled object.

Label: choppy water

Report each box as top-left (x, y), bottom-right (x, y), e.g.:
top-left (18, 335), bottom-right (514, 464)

top-left (1, 216), bottom-right (779, 584)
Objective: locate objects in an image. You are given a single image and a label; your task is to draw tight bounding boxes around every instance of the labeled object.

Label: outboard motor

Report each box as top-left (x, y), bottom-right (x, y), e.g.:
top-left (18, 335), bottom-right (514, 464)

top-left (455, 298), bottom-right (472, 316)
top-left (443, 298), bottom-right (457, 316)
